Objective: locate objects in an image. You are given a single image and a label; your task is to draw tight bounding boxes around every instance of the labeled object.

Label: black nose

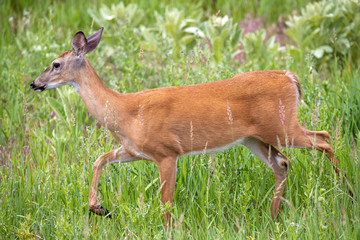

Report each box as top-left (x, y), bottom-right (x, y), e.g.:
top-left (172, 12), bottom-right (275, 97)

top-left (30, 81), bottom-right (34, 89)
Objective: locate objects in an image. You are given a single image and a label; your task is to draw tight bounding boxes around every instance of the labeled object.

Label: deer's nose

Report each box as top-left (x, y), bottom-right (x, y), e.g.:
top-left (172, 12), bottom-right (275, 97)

top-left (30, 81), bottom-right (34, 89)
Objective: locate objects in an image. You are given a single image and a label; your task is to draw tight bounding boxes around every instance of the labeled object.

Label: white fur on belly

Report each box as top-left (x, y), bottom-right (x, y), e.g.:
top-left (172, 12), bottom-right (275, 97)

top-left (184, 138), bottom-right (245, 156)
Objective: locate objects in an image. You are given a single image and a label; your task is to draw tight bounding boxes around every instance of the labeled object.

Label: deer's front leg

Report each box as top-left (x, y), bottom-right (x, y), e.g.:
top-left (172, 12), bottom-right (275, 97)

top-left (156, 157), bottom-right (178, 229)
top-left (88, 146), bottom-right (138, 217)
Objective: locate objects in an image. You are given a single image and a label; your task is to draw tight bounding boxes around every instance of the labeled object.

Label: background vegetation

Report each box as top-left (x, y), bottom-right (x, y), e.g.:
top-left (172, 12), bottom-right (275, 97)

top-left (0, 0), bottom-right (359, 239)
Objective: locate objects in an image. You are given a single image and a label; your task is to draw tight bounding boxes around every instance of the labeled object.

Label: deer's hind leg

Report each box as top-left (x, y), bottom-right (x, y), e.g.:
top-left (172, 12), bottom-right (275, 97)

top-left (289, 128), bottom-right (353, 195)
top-left (242, 137), bottom-right (291, 219)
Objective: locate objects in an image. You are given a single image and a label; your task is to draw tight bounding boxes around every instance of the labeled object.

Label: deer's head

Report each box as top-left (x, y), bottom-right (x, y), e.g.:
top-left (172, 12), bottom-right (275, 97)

top-left (30, 27), bottom-right (103, 93)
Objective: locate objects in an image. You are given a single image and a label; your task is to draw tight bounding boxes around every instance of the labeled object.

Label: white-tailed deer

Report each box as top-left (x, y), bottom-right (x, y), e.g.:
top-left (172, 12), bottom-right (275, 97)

top-left (31, 28), bottom-right (351, 226)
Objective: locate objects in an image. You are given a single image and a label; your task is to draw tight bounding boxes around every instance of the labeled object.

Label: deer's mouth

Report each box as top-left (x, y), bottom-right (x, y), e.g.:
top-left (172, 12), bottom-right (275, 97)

top-left (30, 81), bottom-right (46, 92)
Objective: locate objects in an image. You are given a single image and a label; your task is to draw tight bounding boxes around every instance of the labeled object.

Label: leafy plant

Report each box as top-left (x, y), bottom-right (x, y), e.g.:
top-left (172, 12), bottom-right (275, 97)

top-left (135, 26), bottom-right (160, 51)
top-left (286, 0), bottom-right (360, 70)
top-left (240, 29), bottom-right (283, 69)
top-left (155, 7), bottom-right (204, 55)
top-left (88, 2), bottom-right (144, 30)
top-left (202, 15), bottom-right (242, 64)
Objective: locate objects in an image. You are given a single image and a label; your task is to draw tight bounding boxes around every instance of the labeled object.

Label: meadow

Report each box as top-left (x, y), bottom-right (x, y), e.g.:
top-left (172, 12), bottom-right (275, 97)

top-left (0, 0), bottom-right (359, 239)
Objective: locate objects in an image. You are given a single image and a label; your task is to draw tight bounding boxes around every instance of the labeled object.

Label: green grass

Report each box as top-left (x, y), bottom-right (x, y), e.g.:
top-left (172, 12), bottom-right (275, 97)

top-left (1, 0), bottom-right (359, 239)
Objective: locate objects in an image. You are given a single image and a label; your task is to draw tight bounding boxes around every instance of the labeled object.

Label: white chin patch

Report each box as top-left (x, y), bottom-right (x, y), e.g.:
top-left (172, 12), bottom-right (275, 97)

top-left (35, 89), bottom-right (42, 92)
top-left (68, 81), bottom-right (81, 93)
top-left (46, 82), bottom-right (66, 90)
top-left (46, 81), bottom-right (81, 93)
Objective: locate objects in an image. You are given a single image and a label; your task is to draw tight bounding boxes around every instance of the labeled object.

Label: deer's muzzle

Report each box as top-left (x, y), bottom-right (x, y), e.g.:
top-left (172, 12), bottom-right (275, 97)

top-left (30, 81), bottom-right (46, 92)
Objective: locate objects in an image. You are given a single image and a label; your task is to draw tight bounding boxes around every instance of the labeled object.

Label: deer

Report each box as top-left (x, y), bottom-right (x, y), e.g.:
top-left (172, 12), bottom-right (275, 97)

top-left (30, 27), bottom-right (352, 227)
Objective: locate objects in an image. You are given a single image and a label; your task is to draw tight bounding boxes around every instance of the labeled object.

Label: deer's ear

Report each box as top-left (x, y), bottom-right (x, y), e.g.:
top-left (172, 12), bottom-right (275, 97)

top-left (86, 27), bottom-right (103, 53)
top-left (72, 31), bottom-right (88, 56)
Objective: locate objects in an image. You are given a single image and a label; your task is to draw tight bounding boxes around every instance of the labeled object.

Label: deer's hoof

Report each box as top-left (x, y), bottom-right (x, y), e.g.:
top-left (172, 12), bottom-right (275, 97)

top-left (89, 204), bottom-right (112, 219)
top-left (101, 206), bottom-right (112, 219)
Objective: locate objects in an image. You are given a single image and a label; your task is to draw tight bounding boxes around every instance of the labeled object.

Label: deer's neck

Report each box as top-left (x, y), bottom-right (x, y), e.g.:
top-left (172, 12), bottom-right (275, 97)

top-left (77, 59), bottom-right (126, 131)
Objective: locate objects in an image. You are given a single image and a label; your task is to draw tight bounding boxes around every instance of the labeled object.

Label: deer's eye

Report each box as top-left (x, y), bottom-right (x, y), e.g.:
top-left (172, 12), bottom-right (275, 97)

top-left (53, 62), bottom-right (60, 68)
